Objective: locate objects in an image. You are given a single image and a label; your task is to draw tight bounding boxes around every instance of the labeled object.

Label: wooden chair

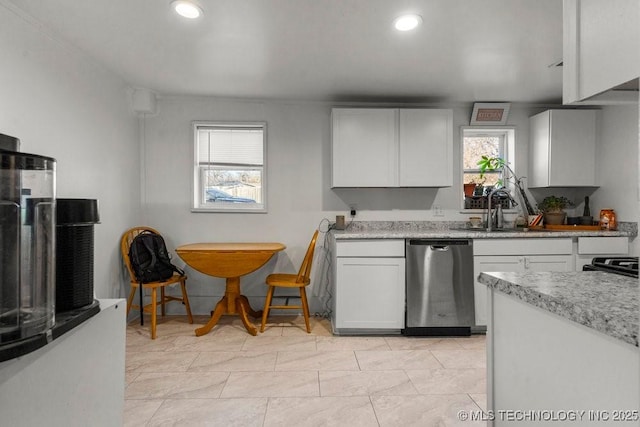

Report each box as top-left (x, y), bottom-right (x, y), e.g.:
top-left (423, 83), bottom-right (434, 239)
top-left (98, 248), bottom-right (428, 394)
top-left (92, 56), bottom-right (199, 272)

top-left (121, 226), bottom-right (193, 339)
top-left (260, 230), bottom-right (319, 333)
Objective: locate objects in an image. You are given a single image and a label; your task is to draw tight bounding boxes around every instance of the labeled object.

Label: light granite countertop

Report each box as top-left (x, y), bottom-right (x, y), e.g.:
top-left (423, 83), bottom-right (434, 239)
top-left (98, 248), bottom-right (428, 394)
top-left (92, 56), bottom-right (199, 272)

top-left (331, 220), bottom-right (636, 240)
top-left (478, 271), bottom-right (639, 347)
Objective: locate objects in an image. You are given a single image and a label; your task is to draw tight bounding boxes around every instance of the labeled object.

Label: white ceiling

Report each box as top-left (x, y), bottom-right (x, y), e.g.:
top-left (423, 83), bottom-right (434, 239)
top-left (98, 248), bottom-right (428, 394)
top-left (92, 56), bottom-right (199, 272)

top-left (4, 0), bottom-right (564, 103)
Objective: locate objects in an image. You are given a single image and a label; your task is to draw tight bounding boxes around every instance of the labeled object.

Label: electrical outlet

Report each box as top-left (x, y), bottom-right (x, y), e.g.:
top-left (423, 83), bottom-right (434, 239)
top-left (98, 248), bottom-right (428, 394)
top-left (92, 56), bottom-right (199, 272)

top-left (433, 205), bottom-right (444, 217)
top-left (350, 206), bottom-right (357, 217)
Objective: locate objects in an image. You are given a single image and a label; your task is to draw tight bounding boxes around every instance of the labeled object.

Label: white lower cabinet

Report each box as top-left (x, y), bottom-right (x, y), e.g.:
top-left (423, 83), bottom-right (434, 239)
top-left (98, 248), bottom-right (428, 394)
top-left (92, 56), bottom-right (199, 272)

top-left (473, 255), bottom-right (574, 327)
top-left (0, 300), bottom-right (125, 425)
top-left (488, 290), bottom-right (639, 423)
top-left (331, 235), bottom-right (630, 334)
top-left (333, 240), bottom-right (405, 332)
top-left (473, 239), bottom-right (574, 327)
top-left (575, 236), bottom-right (630, 271)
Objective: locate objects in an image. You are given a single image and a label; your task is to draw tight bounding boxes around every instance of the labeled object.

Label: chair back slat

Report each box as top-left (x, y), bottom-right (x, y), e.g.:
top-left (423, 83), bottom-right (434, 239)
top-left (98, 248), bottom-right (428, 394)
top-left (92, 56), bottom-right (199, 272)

top-left (295, 230), bottom-right (319, 284)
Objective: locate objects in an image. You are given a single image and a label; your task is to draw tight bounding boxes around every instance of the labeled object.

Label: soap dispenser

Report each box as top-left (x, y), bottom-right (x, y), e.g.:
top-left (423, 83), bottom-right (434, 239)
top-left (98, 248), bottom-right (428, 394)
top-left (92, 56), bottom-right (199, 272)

top-left (495, 204), bottom-right (504, 229)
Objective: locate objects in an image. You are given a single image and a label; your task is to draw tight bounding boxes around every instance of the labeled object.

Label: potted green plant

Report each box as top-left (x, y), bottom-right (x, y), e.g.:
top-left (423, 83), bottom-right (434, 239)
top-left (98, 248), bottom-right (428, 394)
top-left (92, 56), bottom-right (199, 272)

top-left (476, 156), bottom-right (536, 216)
top-left (537, 195), bottom-right (573, 225)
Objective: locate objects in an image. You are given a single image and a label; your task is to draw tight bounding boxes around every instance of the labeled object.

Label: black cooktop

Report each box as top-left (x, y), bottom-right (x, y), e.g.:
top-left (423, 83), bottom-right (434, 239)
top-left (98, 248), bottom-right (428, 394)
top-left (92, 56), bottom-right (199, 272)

top-left (582, 257), bottom-right (639, 278)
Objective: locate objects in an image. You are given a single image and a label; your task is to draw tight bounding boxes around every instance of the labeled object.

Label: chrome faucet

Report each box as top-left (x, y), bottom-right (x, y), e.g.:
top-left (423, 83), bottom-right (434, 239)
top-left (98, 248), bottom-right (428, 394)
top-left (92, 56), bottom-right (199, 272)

top-left (486, 188), bottom-right (511, 232)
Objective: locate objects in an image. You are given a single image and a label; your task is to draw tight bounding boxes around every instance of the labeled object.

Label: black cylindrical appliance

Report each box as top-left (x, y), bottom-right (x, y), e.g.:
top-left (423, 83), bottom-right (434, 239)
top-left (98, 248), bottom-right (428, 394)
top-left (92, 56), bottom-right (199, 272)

top-left (55, 198), bottom-right (100, 312)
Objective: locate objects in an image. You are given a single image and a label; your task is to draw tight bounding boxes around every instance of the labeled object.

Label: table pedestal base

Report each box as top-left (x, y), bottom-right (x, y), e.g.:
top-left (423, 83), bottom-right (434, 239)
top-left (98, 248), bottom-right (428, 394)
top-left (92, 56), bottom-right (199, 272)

top-left (195, 277), bottom-right (263, 336)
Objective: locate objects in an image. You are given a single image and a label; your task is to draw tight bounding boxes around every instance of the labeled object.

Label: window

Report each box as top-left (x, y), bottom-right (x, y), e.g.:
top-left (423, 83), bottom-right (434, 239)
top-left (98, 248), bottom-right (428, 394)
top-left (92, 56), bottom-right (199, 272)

top-left (192, 122), bottom-right (266, 212)
top-left (462, 127), bottom-right (516, 210)
top-left (462, 129), bottom-right (506, 188)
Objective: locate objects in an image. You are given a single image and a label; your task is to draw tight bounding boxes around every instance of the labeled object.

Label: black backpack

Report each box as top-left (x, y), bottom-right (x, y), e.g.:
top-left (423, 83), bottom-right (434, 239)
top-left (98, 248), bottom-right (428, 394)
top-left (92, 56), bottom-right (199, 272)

top-left (128, 230), bottom-right (184, 283)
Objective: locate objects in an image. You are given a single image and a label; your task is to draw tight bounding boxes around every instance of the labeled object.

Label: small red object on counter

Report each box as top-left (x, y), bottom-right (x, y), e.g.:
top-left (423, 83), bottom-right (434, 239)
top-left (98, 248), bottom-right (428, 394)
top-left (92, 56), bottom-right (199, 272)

top-left (599, 209), bottom-right (617, 230)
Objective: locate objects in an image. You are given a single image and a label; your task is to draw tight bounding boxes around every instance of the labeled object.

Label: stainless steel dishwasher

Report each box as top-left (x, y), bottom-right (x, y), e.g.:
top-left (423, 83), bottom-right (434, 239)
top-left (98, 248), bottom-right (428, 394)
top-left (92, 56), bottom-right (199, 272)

top-left (404, 239), bottom-right (474, 336)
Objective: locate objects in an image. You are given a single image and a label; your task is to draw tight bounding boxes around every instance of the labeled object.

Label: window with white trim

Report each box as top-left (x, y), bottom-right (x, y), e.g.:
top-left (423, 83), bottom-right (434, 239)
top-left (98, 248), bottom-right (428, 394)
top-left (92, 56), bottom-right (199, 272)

top-left (192, 122), bottom-right (266, 212)
top-left (462, 129), bottom-right (506, 187)
top-left (462, 127), bottom-right (517, 210)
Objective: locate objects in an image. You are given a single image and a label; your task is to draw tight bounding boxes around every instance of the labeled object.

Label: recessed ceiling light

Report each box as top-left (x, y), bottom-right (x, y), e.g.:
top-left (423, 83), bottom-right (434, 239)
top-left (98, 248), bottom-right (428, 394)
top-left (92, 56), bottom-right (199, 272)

top-left (171, 0), bottom-right (203, 19)
top-left (394, 14), bottom-right (423, 31)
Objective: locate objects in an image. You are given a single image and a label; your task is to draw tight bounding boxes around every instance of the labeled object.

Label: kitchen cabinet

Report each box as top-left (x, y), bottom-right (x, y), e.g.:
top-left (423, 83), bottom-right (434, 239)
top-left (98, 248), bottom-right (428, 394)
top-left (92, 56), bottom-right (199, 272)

top-left (398, 109), bottom-right (453, 187)
top-left (332, 239), bottom-right (405, 333)
top-left (529, 109), bottom-right (597, 188)
top-left (485, 280), bottom-right (638, 425)
top-left (563, 0), bottom-right (639, 105)
top-left (331, 108), bottom-right (453, 187)
top-left (331, 108), bottom-right (397, 187)
top-left (473, 238), bottom-right (574, 327)
top-left (574, 236), bottom-right (629, 270)
top-left (0, 299), bottom-right (125, 425)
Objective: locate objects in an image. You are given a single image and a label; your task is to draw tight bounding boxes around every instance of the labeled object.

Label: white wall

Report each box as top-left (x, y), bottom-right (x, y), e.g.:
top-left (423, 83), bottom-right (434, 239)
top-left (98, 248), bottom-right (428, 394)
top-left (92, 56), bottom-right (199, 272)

top-left (592, 105), bottom-right (639, 221)
top-left (143, 97), bottom-right (548, 314)
top-left (329, 105), bottom-right (544, 221)
top-left (2, 0), bottom-right (636, 312)
top-left (144, 98), bottom-right (638, 314)
top-left (593, 104), bottom-right (639, 254)
top-left (0, 4), bottom-right (140, 298)
top-left (143, 97), bottom-right (332, 314)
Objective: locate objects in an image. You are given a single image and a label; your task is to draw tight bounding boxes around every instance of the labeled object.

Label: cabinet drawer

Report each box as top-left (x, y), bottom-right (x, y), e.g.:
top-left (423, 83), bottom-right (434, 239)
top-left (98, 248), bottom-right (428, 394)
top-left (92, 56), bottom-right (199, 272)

top-left (578, 237), bottom-right (628, 255)
top-left (336, 239), bottom-right (405, 257)
top-left (474, 238), bottom-right (572, 256)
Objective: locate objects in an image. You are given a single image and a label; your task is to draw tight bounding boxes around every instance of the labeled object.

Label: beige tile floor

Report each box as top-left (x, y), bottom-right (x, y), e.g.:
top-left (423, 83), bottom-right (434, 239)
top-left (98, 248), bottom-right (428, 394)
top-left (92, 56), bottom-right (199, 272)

top-left (125, 315), bottom-right (487, 427)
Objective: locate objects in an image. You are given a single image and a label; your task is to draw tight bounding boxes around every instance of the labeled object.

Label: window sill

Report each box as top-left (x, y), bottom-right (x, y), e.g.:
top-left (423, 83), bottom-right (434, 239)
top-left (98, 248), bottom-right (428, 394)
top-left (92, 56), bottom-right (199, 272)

top-left (191, 207), bottom-right (267, 213)
top-left (459, 209), bottom-right (519, 214)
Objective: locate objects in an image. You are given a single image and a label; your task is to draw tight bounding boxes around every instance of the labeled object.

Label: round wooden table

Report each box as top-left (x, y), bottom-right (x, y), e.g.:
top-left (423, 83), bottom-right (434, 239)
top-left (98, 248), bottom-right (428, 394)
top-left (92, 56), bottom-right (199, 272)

top-left (176, 242), bottom-right (286, 336)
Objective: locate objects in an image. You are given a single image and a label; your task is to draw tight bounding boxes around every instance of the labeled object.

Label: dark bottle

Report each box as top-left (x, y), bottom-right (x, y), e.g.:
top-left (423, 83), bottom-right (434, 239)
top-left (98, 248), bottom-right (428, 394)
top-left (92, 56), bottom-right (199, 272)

top-left (583, 196), bottom-right (591, 217)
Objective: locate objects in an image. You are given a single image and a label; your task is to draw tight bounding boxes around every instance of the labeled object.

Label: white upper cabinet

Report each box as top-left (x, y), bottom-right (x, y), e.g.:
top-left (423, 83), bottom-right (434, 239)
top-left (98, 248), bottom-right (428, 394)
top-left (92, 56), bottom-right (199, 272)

top-left (398, 109), bottom-right (453, 187)
top-left (331, 108), bottom-right (453, 188)
top-left (563, 0), bottom-right (640, 105)
top-left (331, 108), bottom-right (398, 187)
top-left (529, 109), bottom-right (597, 188)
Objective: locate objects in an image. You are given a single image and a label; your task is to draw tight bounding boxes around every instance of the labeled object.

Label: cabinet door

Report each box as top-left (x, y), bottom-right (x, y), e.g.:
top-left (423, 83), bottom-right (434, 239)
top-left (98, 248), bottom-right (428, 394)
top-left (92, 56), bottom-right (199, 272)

top-left (335, 257), bottom-right (405, 329)
top-left (575, 237), bottom-right (629, 271)
top-left (474, 254), bottom-right (575, 326)
top-left (529, 110), bottom-right (596, 187)
top-left (529, 111), bottom-right (551, 188)
top-left (524, 255), bottom-right (575, 272)
top-left (331, 108), bottom-right (398, 187)
top-left (473, 256), bottom-right (524, 327)
top-left (398, 109), bottom-right (453, 187)
top-left (563, 0), bottom-right (640, 104)
top-left (548, 110), bottom-right (596, 186)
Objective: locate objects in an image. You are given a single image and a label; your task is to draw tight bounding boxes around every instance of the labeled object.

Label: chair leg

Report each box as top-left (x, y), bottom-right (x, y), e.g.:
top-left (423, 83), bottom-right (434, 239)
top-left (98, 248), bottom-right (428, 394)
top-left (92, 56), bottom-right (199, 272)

top-left (126, 285), bottom-right (137, 317)
top-left (150, 288), bottom-right (157, 340)
top-left (300, 287), bottom-right (311, 333)
top-left (161, 287), bottom-right (166, 317)
top-left (180, 279), bottom-right (194, 324)
top-left (139, 285), bottom-right (144, 326)
top-left (260, 286), bottom-right (275, 333)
